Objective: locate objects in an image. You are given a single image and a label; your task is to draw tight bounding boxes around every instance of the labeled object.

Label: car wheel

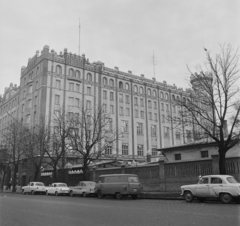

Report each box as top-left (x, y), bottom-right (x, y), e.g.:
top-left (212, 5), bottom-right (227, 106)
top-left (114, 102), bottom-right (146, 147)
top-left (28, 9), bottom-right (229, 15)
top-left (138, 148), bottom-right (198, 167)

top-left (22, 190), bottom-right (26, 195)
top-left (31, 190), bottom-right (35, 195)
top-left (220, 193), bottom-right (232, 204)
top-left (131, 195), bottom-right (138, 200)
top-left (82, 192), bottom-right (87, 198)
top-left (184, 191), bottom-right (194, 202)
top-left (55, 192), bottom-right (58, 196)
top-left (98, 190), bottom-right (103, 199)
top-left (70, 191), bottom-right (74, 197)
top-left (115, 192), bottom-right (122, 200)
top-left (198, 198), bottom-right (205, 203)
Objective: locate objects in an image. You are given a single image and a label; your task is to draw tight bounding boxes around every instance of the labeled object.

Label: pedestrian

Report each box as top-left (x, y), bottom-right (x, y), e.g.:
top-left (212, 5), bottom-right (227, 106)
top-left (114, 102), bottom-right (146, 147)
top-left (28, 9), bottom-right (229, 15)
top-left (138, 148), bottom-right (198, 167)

top-left (8, 181), bottom-right (11, 190)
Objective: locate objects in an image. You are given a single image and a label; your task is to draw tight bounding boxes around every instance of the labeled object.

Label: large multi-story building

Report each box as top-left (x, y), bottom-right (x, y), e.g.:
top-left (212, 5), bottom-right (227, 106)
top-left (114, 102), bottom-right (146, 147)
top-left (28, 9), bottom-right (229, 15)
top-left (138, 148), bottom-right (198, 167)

top-left (0, 45), bottom-right (195, 160)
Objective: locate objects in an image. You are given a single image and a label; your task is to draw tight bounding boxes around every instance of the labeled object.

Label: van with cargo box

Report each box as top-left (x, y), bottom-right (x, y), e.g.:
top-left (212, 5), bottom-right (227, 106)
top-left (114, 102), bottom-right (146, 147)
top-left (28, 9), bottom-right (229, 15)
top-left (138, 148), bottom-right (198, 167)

top-left (95, 174), bottom-right (143, 199)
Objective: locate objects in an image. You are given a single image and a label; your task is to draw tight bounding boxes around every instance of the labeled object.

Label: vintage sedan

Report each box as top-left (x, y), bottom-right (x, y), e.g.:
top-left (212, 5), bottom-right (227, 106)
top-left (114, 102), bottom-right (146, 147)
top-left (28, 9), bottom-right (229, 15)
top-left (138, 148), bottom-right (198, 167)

top-left (22, 182), bottom-right (46, 195)
top-left (46, 183), bottom-right (70, 196)
top-left (69, 181), bottom-right (96, 197)
top-left (180, 175), bottom-right (240, 204)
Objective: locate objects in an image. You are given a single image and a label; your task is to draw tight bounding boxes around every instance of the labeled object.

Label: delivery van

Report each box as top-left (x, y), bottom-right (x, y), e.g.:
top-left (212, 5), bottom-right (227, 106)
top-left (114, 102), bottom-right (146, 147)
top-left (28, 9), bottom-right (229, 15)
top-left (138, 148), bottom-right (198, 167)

top-left (95, 174), bottom-right (143, 199)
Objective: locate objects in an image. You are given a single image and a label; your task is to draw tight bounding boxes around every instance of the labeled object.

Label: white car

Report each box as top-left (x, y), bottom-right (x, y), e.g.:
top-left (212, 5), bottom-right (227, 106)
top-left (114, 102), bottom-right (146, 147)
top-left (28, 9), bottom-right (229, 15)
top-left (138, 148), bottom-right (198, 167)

top-left (22, 182), bottom-right (46, 195)
top-left (69, 181), bottom-right (96, 197)
top-left (46, 183), bottom-right (70, 196)
top-left (180, 175), bottom-right (240, 204)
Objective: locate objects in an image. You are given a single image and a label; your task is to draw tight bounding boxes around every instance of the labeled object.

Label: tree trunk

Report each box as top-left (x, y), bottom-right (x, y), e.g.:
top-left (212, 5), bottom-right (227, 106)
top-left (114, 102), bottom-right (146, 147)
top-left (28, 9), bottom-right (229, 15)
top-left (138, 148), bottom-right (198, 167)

top-left (12, 163), bottom-right (18, 193)
top-left (52, 166), bottom-right (57, 183)
top-left (219, 148), bottom-right (227, 174)
top-left (34, 168), bottom-right (40, 181)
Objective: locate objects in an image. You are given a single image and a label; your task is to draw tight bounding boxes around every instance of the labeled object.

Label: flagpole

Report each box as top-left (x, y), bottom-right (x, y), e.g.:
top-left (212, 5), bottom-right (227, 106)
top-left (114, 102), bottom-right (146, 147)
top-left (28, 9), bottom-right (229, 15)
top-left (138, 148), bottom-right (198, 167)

top-left (78, 18), bottom-right (81, 55)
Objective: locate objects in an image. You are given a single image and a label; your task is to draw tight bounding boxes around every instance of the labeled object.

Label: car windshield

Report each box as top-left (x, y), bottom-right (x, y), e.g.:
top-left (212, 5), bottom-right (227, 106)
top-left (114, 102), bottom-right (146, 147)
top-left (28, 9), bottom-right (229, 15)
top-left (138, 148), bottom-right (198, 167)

top-left (226, 177), bottom-right (239, 183)
top-left (86, 182), bottom-right (96, 187)
top-left (58, 183), bottom-right (67, 187)
top-left (36, 183), bottom-right (44, 186)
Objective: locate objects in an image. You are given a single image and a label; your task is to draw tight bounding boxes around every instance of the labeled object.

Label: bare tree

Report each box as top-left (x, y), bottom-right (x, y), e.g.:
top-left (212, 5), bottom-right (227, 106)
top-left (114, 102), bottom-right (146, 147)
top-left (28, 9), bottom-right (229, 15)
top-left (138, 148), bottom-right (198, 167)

top-left (21, 117), bottom-right (49, 181)
top-left (0, 148), bottom-right (10, 191)
top-left (174, 44), bottom-right (240, 174)
top-left (3, 119), bottom-right (27, 192)
top-left (45, 109), bottom-right (72, 182)
top-left (68, 104), bottom-right (120, 180)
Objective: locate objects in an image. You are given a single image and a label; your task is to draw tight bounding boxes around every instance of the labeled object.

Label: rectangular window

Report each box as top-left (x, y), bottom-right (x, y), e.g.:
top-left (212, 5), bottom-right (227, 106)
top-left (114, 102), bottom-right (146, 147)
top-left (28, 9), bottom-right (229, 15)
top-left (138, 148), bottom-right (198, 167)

top-left (148, 100), bottom-right (152, 108)
top-left (110, 105), bottom-right (114, 114)
top-left (149, 112), bottom-right (152, 120)
top-left (151, 125), bottom-right (157, 136)
top-left (137, 123), bottom-right (143, 135)
top-left (137, 145), bottom-right (144, 156)
top-left (87, 87), bottom-right (91, 95)
top-left (54, 110), bottom-right (60, 117)
top-left (87, 100), bottom-right (91, 109)
top-left (164, 126), bottom-right (170, 138)
top-left (134, 97), bottom-right (138, 106)
top-left (154, 113), bottom-right (157, 121)
top-left (121, 120), bottom-right (129, 133)
top-left (173, 105), bottom-right (176, 113)
top-left (140, 98), bottom-right (144, 107)
top-left (103, 104), bottom-right (107, 113)
top-left (201, 150), bottom-right (209, 158)
top-left (126, 108), bottom-right (130, 116)
top-left (152, 147), bottom-right (158, 156)
top-left (122, 144), bottom-right (129, 155)
top-left (162, 114), bottom-right (165, 122)
top-left (69, 82), bottom-right (74, 91)
top-left (110, 92), bottom-right (114, 101)
top-left (56, 80), bottom-right (61, 89)
top-left (154, 101), bottom-right (157, 109)
top-left (175, 154), bottom-right (181, 160)
top-left (105, 145), bottom-right (112, 155)
top-left (119, 94), bottom-right (123, 102)
top-left (55, 95), bottom-right (60, 104)
top-left (68, 97), bottom-right (74, 106)
top-left (26, 114), bottom-right (31, 123)
top-left (126, 95), bottom-right (130, 104)
top-left (34, 111), bottom-right (37, 121)
top-left (140, 111), bottom-right (144, 119)
top-left (135, 109), bottom-right (138, 118)
top-left (76, 84), bottom-right (80, 92)
top-left (27, 99), bottom-right (32, 108)
top-left (103, 90), bottom-right (107, 99)
top-left (176, 132), bottom-right (181, 139)
top-left (161, 103), bottom-right (164, 111)
top-left (28, 85), bottom-right (32, 93)
top-left (119, 107), bottom-right (123, 115)
top-left (75, 98), bottom-right (80, 107)
top-left (166, 104), bottom-right (169, 112)
top-left (186, 130), bottom-right (192, 142)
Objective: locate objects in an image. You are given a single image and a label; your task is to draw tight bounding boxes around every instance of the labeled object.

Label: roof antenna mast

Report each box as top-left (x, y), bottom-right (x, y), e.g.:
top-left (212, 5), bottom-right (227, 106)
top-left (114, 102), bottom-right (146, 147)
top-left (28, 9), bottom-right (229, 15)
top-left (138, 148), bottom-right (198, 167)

top-left (152, 49), bottom-right (156, 78)
top-left (78, 18), bottom-right (81, 55)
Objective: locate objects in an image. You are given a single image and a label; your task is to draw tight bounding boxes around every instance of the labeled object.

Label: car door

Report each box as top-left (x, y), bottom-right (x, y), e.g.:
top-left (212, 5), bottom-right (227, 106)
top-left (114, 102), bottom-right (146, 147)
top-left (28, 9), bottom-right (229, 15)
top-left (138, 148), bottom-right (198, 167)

top-left (196, 177), bottom-right (210, 197)
top-left (29, 182), bottom-right (35, 192)
top-left (209, 177), bottom-right (223, 197)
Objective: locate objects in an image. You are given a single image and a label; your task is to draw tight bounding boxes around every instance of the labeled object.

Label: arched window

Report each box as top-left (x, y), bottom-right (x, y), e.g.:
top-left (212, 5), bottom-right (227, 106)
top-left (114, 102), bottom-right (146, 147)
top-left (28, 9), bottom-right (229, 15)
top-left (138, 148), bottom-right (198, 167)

top-left (176, 96), bottom-right (180, 101)
top-left (172, 95), bottom-right (175, 100)
top-left (160, 92), bottom-right (164, 99)
top-left (139, 86), bottom-right (144, 94)
top-left (69, 69), bottom-right (74, 77)
top-left (103, 77), bottom-right (108, 85)
top-left (75, 70), bottom-right (81, 79)
top-left (153, 90), bottom-right (156, 97)
top-left (109, 79), bottom-right (114, 87)
top-left (148, 89), bottom-right (151, 96)
top-left (119, 81), bottom-right (123, 89)
top-left (134, 85), bottom-right (138, 92)
top-left (87, 73), bottom-right (92, 81)
top-left (165, 93), bottom-right (168, 100)
top-left (125, 83), bottom-right (129, 90)
top-left (56, 65), bottom-right (62, 74)
top-left (28, 85), bottom-right (32, 94)
top-left (24, 77), bottom-right (26, 86)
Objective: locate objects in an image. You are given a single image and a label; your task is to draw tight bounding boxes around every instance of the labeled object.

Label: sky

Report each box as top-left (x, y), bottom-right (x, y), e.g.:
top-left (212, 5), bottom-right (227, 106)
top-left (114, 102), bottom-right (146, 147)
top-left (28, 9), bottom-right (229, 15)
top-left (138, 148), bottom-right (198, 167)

top-left (0, 0), bottom-right (240, 94)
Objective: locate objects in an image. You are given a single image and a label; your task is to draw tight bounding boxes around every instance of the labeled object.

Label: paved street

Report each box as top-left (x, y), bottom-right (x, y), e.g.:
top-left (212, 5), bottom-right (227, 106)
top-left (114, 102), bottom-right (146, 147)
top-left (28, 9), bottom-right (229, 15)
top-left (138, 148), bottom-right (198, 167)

top-left (0, 193), bottom-right (239, 226)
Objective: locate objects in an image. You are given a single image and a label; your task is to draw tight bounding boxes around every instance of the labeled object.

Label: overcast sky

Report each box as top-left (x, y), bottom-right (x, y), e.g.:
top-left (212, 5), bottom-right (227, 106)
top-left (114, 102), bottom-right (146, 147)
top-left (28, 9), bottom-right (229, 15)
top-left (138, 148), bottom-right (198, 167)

top-left (0, 0), bottom-right (239, 94)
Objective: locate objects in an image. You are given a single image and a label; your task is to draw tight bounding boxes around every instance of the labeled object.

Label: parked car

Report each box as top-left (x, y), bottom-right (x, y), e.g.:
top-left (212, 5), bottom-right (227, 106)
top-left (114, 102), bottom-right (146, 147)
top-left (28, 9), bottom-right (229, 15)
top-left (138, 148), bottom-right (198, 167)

top-left (180, 175), bottom-right (240, 204)
top-left (69, 181), bottom-right (96, 197)
top-left (46, 183), bottom-right (70, 196)
top-left (95, 174), bottom-right (143, 200)
top-left (22, 182), bottom-right (46, 195)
